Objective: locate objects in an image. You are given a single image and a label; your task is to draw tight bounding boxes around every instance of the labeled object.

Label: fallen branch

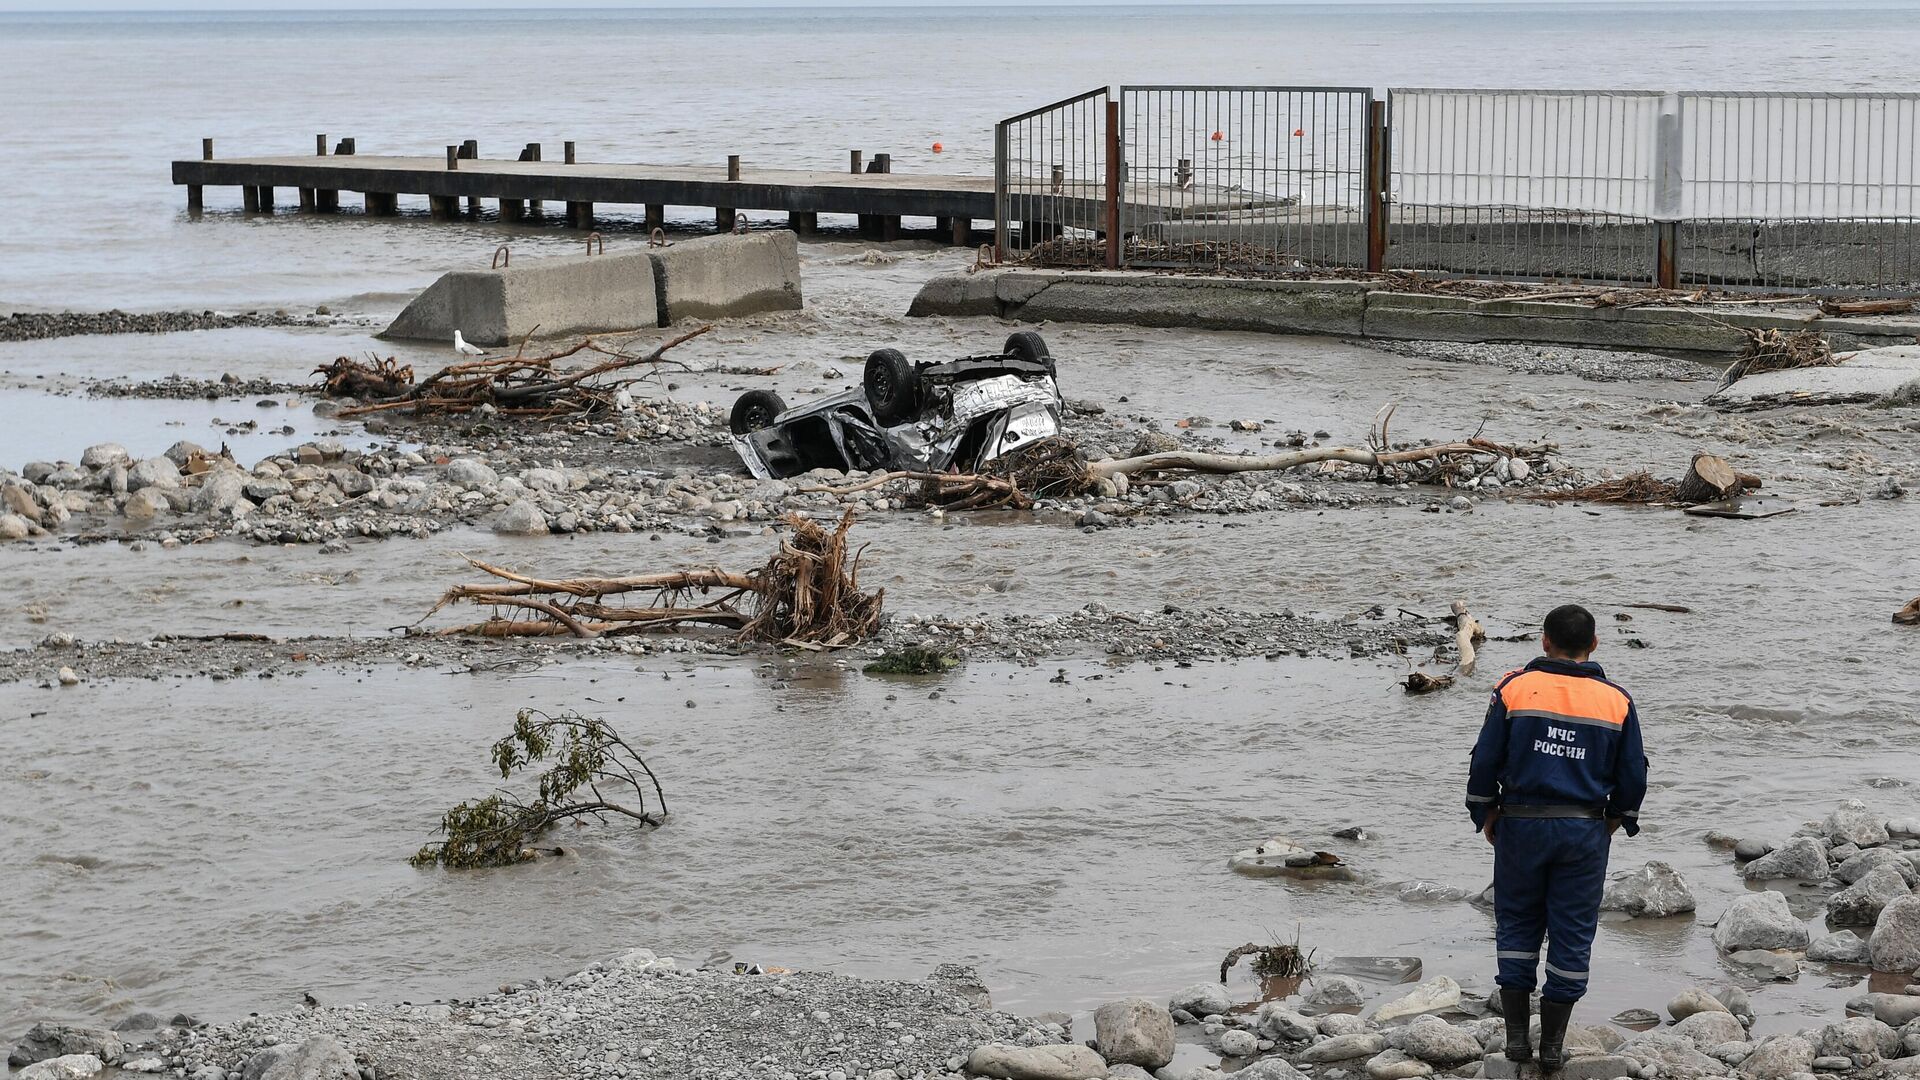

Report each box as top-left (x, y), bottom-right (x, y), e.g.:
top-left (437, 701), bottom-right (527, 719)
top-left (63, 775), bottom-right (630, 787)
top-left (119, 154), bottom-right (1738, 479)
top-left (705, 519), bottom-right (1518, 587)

top-left (328, 325), bottom-right (712, 419)
top-left (1087, 439), bottom-right (1552, 483)
top-left (1449, 600), bottom-right (1486, 677)
top-left (430, 510), bottom-right (883, 645)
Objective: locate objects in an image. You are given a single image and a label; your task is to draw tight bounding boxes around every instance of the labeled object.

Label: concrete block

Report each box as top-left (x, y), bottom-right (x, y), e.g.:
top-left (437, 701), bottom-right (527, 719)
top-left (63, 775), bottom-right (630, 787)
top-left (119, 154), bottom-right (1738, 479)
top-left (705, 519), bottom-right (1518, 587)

top-left (906, 271), bottom-right (1003, 318)
top-left (383, 248), bottom-right (658, 347)
top-left (647, 231), bottom-right (803, 325)
top-left (1711, 345), bottom-right (1920, 408)
top-left (1360, 292), bottom-right (1748, 353)
top-left (1015, 274), bottom-right (1368, 336)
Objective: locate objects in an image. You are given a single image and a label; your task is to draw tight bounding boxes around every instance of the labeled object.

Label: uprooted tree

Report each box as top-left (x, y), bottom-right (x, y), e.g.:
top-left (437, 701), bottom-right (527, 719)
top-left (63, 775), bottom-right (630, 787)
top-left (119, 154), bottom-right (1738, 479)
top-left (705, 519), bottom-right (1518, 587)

top-left (427, 509), bottom-right (883, 647)
top-left (412, 709), bottom-right (666, 869)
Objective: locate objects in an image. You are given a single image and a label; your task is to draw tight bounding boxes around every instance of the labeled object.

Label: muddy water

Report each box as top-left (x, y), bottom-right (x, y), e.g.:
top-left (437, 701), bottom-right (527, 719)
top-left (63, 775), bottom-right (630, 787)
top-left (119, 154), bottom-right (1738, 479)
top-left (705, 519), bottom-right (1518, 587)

top-left (5, 241), bottom-right (1920, 1047)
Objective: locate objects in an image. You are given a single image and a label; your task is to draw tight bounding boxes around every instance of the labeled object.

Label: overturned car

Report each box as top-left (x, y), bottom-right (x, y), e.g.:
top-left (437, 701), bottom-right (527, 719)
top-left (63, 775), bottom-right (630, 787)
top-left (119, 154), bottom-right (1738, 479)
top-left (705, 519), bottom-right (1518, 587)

top-left (728, 332), bottom-right (1063, 480)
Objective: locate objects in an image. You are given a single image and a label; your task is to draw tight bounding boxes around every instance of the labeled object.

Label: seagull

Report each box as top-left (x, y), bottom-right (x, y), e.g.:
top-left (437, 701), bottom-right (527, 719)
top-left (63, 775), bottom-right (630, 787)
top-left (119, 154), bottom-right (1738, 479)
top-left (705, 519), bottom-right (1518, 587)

top-left (452, 330), bottom-right (485, 357)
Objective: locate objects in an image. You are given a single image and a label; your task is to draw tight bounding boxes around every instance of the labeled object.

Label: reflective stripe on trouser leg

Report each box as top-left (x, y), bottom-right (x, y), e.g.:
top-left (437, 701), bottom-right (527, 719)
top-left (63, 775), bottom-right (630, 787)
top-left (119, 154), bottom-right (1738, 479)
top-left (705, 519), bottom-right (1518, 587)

top-left (1542, 818), bottom-right (1610, 1003)
top-left (1492, 823), bottom-right (1548, 992)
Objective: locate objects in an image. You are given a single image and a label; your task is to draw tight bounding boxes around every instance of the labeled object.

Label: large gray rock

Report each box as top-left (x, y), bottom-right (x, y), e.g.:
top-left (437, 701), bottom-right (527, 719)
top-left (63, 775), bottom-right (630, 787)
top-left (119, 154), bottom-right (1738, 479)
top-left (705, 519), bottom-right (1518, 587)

top-left (1826, 800), bottom-right (1891, 848)
top-left (16, 1056), bottom-right (103, 1080)
top-left (1817, 1017), bottom-right (1900, 1063)
top-left (1363, 1049), bottom-right (1431, 1080)
top-left (79, 443), bottom-right (130, 469)
top-left (1393, 1019), bottom-right (1482, 1065)
top-left (443, 458), bottom-right (498, 491)
top-left (8, 1025), bottom-right (121, 1068)
top-left (1807, 930), bottom-right (1873, 964)
top-left (1093, 999), bottom-right (1174, 1070)
top-left (1319, 1014), bottom-right (1374, 1037)
top-left (0, 513), bottom-right (30, 540)
top-left (1234, 1060), bottom-right (1308, 1080)
top-left (127, 457), bottom-right (181, 492)
top-left (123, 487), bottom-right (170, 521)
top-left (1741, 836), bottom-right (1830, 882)
top-left (1854, 993), bottom-right (1920, 1027)
top-left (1669, 987), bottom-right (1732, 1021)
top-left (492, 499), bottom-right (548, 535)
top-left (1621, 1032), bottom-right (1729, 1075)
top-left (1870, 895), bottom-right (1920, 972)
top-left (1672, 1011), bottom-right (1747, 1052)
top-left (1253, 1002), bottom-right (1317, 1042)
top-left (1486, 1053), bottom-right (1638, 1080)
top-left (966, 1042), bottom-right (1108, 1080)
top-left (190, 470), bottom-right (249, 514)
top-left (1737, 1035), bottom-right (1814, 1079)
top-left (1602, 861), bottom-right (1697, 917)
top-left (1301, 1033), bottom-right (1387, 1063)
top-left (1836, 848), bottom-right (1919, 886)
top-left (1216, 1029), bottom-right (1257, 1057)
top-left (1712, 891), bottom-right (1810, 952)
top-left (1168, 983), bottom-right (1232, 1020)
top-left (1831, 865), bottom-right (1912, 926)
top-left (256, 1037), bottom-right (359, 1080)
top-left (1303, 974), bottom-right (1367, 1009)
top-left (1372, 977), bottom-right (1461, 1022)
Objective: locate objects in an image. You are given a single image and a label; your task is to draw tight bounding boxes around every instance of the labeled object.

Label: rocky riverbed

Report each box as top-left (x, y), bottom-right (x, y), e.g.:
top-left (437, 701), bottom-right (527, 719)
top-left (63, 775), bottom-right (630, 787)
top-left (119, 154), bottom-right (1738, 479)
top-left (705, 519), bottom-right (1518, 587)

top-left (10, 937), bottom-right (1919, 1080)
top-left (0, 309), bottom-right (368, 343)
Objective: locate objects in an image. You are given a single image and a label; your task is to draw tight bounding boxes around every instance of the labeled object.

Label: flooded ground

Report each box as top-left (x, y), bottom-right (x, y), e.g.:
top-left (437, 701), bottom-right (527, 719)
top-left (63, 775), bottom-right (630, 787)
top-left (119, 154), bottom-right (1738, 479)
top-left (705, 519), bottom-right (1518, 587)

top-left (4, 240), bottom-right (1920, 1057)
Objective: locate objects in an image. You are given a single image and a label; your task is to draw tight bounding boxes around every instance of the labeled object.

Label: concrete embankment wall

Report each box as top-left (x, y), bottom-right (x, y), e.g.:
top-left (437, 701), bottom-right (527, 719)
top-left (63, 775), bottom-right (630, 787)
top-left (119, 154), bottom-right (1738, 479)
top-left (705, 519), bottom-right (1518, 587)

top-left (907, 269), bottom-right (1920, 356)
top-left (383, 232), bottom-right (803, 346)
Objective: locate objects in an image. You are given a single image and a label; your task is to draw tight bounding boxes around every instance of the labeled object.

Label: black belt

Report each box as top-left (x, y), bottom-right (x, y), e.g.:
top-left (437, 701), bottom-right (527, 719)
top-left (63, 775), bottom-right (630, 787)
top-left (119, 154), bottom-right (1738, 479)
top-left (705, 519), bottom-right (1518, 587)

top-left (1501, 805), bottom-right (1605, 820)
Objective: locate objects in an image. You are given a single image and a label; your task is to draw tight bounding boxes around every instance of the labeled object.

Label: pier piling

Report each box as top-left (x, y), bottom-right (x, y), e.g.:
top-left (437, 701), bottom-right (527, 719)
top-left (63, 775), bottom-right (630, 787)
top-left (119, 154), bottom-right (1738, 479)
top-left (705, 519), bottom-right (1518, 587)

top-left (645, 205), bottom-right (665, 231)
top-left (564, 141), bottom-right (576, 165)
top-left (202, 138), bottom-right (213, 161)
top-left (567, 201), bottom-right (594, 229)
top-left (446, 146), bottom-right (459, 171)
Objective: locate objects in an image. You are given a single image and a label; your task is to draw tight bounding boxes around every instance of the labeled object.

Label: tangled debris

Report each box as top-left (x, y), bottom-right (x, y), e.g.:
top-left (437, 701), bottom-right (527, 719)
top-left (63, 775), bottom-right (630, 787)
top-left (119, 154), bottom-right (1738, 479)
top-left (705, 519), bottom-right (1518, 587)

top-left (1719, 328), bottom-right (1840, 388)
top-left (1220, 939), bottom-right (1315, 982)
top-left (1525, 452), bottom-right (1761, 506)
top-left (320, 326), bottom-right (710, 419)
top-left (412, 710), bottom-right (665, 869)
top-left (863, 645), bottom-right (961, 674)
top-left (429, 510), bottom-right (883, 647)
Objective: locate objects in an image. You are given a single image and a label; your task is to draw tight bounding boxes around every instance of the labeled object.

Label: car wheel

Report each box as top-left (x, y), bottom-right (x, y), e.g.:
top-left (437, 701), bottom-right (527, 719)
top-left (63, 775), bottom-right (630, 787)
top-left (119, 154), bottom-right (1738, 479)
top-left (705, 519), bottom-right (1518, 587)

top-left (730, 389), bottom-right (787, 435)
top-left (863, 348), bottom-right (918, 424)
top-left (1004, 331), bottom-right (1055, 376)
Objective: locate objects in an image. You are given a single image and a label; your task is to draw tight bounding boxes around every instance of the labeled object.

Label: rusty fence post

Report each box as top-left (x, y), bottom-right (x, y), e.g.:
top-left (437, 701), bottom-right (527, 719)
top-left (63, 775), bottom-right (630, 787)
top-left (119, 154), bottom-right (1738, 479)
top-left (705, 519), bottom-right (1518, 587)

top-left (1365, 98), bottom-right (1389, 274)
top-left (1657, 222), bottom-right (1678, 290)
top-left (1104, 99), bottom-right (1121, 270)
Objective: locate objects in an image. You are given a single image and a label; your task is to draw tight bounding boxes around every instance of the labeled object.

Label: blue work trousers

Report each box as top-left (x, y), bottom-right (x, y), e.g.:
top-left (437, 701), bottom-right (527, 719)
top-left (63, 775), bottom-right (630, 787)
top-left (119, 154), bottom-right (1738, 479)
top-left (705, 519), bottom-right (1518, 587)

top-left (1493, 816), bottom-right (1610, 1003)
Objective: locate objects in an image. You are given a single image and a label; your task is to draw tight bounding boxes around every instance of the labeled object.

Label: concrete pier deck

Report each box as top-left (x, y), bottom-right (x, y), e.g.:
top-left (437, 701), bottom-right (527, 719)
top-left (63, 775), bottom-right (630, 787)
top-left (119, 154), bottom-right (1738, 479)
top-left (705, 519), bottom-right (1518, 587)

top-left (171, 153), bottom-right (1003, 240)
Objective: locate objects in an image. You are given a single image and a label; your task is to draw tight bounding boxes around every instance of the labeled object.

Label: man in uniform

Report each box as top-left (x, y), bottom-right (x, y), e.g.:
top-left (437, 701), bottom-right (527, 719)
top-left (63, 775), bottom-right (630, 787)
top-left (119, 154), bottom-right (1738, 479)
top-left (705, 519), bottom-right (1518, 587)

top-left (1465, 604), bottom-right (1646, 1072)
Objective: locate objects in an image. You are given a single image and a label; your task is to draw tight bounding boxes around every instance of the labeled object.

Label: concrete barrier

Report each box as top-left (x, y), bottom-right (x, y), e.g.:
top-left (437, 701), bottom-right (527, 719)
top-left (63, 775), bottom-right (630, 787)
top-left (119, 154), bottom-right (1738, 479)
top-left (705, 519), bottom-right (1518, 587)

top-left (383, 248), bottom-right (658, 347)
top-left (384, 233), bottom-right (806, 345)
top-left (648, 231), bottom-right (803, 324)
top-left (907, 269), bottom-right (1920, 357)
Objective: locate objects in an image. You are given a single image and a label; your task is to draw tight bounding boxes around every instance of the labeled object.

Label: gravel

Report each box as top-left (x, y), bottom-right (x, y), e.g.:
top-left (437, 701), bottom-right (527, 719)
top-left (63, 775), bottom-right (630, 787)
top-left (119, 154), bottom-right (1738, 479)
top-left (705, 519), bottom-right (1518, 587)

top-left (0, 308), bottom-right (357, 342)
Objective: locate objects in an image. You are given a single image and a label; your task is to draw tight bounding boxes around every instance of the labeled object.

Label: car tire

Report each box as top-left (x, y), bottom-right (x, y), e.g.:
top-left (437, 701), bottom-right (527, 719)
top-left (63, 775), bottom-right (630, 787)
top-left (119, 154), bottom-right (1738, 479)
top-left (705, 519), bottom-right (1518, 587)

top-left (1004, 331), bottom-right (1055, 376)
top-left (863, 348), bottom-right (918, 424)
top-left (729, 389), bottom-right (787, 435)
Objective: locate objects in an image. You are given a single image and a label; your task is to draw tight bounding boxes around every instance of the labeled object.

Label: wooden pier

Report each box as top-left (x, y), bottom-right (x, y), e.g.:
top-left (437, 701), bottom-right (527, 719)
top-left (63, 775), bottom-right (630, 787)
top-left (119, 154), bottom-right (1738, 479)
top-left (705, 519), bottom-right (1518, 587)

top-left (172, 141), bottom-right (998, 244)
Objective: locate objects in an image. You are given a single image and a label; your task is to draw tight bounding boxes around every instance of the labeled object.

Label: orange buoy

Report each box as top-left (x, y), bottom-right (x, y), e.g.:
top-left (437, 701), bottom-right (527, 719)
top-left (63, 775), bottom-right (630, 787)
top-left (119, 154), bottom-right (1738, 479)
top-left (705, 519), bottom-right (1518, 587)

top-left (1210, 130), bottom-right (1224, 142)
top-left (931, 141), bottom-right (944, 153)
top-left (1293, 128), bottom-right (1305, 137)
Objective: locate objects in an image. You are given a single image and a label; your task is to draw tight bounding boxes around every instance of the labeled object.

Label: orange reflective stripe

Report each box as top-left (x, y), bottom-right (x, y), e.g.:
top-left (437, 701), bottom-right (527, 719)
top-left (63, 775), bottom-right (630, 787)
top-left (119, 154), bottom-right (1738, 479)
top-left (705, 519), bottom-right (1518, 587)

top-left (1499, 670), bottom-right (1628, 726)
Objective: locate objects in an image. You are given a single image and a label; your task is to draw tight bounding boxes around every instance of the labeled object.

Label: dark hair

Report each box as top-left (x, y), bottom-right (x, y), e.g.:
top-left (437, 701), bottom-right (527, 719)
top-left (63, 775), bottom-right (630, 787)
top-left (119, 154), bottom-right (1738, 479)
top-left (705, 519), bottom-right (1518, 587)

top-left (1543, 604), bottom-right (1597, 655)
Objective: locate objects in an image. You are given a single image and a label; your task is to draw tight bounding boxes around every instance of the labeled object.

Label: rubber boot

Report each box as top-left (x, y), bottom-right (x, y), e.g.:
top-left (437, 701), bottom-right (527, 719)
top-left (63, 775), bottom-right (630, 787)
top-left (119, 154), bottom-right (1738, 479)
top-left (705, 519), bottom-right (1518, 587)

top-left (1499, 988), bottom-right (1533, 1063)
top-left (1537, 999), bottom-right (1575, 1072)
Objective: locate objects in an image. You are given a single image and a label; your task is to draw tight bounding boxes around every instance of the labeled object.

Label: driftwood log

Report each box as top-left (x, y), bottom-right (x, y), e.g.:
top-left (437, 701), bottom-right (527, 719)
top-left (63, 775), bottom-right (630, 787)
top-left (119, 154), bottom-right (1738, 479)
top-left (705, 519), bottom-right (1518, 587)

top-left (1449, 600), bottom-right (1486, 678)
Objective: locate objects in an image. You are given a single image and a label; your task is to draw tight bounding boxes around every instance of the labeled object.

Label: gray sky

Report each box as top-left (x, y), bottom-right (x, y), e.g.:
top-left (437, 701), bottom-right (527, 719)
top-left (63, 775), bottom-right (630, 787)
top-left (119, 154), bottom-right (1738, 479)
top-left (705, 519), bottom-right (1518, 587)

top-left (0, 0), bottom-right (1761, 10)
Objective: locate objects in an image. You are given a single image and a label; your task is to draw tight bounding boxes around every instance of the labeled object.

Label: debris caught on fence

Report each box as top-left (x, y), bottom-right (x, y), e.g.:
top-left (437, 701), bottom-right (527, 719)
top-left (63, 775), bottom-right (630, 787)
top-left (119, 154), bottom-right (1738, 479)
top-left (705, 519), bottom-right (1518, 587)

top-left (412, 709), bottom-right (665, 869)
top-left (429, 509), bottom-right (883, 647)
top-left (319, 325), bottom-right (711, 419)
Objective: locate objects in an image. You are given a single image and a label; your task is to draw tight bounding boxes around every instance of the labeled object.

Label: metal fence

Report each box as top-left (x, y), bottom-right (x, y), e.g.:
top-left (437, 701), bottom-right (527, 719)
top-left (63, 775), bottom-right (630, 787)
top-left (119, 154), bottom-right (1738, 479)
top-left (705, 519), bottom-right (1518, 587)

top-left (996, 85), bottom-right (1920, 293)
top-left (994, 87), bottom-right (1111, 267)
top-left (1118, 85), bottom-right (1375, 273)
top-left (1386, 88), bottom-right (1667, 286)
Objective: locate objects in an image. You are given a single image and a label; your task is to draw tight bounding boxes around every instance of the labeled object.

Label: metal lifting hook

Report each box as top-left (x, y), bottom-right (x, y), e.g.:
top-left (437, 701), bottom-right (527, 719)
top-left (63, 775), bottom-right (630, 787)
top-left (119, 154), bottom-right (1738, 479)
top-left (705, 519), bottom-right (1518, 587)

top-left (584, 231), bottom-right (604, 255)
top-left (491, 245), bottom-right (511, 269)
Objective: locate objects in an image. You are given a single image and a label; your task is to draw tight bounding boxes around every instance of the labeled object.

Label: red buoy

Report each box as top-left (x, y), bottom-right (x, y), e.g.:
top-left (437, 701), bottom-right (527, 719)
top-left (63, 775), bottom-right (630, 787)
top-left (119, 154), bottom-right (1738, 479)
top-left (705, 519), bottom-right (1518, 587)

top-left (1293, 128), bottom-right (1305, 137)
top-left (1210, 130), bottom-right (1224, 142)
top-left (931, 142), bottom-right (944, 153)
